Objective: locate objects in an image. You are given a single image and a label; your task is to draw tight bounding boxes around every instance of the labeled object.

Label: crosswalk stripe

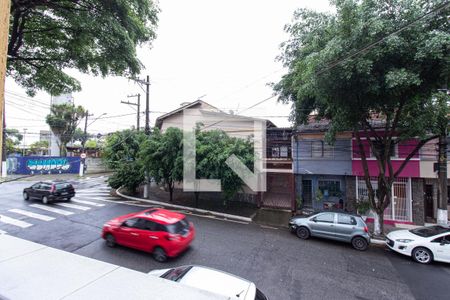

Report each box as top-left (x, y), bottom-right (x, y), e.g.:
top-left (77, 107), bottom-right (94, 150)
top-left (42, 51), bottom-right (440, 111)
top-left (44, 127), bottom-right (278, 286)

top-left (55, 203), bottom-right (91, 211)
top-left (0, 214), bottom-right (33, 228)
top-left (71, 199), bottom-right (105, 207)
top-left (8, 209), bottom-right (55, 221)
top-left (0, 229), bottom-right (7, 234)
top-left (29, 204), bottom-right (74, 216)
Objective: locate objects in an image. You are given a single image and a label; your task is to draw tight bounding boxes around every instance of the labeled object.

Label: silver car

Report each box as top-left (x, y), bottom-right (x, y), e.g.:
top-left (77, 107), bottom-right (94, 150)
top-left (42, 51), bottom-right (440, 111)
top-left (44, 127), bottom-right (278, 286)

top-left (289, 211), bottom-right (371, 251)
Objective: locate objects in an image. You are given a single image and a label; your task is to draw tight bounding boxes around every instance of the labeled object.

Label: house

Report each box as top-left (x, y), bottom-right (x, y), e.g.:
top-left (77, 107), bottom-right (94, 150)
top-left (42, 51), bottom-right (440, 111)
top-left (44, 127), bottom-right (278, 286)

top-left (293, 120), bottom-right (354, 212)
top-left (259, 127), bottom-right (295, 211)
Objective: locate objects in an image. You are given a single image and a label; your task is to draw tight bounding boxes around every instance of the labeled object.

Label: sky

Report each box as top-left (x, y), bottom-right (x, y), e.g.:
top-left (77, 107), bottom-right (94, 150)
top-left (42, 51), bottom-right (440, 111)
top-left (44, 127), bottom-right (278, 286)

top-left (5, 0), bottom-right (332, 144)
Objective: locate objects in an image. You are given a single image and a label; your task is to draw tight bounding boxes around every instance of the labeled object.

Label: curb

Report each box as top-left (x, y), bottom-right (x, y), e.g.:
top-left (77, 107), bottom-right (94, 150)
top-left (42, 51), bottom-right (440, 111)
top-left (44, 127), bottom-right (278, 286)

top-left (0, 175), bottom-right (34, 184)
top-left (116, 187), bottom-right (253, 223)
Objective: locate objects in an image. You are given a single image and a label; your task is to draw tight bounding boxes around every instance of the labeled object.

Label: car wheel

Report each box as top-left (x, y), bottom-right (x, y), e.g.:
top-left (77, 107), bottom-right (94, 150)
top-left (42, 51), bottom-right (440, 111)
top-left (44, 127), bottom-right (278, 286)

top-left (66, 197), bottom-right (72, 202)
top-left (23, 192), bottom-right (29, 201)
top-left (352, 236), bottom-right (368, 251)
top-left (42, 196), bottom-right (49, 204)
top-left (152, 247), bottom-right (167, 262)
top-left (105, 234), bottom-right (116, 247)
top-left (296, 226), bottom-right (310, 240)
top-left (412, 247), bottom-right (433, 264)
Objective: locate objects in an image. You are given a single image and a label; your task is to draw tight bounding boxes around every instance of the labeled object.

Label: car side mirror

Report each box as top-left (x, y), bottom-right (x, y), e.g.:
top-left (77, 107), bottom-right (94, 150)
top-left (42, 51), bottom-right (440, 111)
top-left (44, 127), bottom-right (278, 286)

top-left (440, 240), bottom-right (449, 246)
top-left (312, 218), bottom-right (317, 223)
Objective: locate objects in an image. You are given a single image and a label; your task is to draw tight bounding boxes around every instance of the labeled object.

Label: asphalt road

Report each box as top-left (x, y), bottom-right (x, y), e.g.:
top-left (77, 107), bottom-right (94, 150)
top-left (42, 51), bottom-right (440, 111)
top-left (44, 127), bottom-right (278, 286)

top-left (0, 176), bottom-right (449, 300)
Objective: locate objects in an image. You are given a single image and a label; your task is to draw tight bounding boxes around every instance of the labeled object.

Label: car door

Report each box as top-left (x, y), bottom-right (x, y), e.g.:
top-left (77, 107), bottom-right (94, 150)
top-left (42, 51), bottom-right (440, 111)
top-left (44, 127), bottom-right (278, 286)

top-left (135, 220), bottom-right (164, 252)
top-left (309, 212), bottom-right (336, 239)
top-left (429, 234), bottom-right (450, 262)
top-left (28, 183), bottom-right (41, 199)
top-left (114, 218), bottom-right (142, 248)
top-left (335, 214), bottom-right (358, 242)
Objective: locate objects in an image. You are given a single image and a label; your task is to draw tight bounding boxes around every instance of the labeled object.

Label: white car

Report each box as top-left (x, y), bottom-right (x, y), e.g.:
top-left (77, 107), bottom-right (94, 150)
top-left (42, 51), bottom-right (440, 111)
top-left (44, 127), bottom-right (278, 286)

top-left (386, 225), bottom-right (450, 264)
top-left (149, 265), bottom-right (268, 300)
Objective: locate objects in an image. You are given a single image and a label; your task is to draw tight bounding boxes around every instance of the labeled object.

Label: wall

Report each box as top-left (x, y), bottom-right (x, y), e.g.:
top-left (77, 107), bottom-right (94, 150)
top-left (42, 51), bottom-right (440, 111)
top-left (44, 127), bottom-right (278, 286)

top-left (85, 157), bottom-right (110, 174)
top-left (7, 156), bottom-right (80, 175)
top-left (352, 160), bottom-right (420, 177)
top-left (411, 178), bottom-right (425, 225)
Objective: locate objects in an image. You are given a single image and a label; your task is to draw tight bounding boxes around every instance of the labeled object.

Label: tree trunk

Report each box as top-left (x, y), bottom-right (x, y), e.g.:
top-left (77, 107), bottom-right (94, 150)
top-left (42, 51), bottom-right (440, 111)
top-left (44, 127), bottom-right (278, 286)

top-left (168, 182), bottom-right (173, 202)
top-left (373, 209), bottom-right (384, 237)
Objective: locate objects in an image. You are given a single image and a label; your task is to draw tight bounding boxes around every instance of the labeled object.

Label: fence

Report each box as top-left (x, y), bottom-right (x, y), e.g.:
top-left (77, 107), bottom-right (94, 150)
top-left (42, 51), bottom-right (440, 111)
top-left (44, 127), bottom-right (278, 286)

top-left (356, 176), bottom-right (412, 222)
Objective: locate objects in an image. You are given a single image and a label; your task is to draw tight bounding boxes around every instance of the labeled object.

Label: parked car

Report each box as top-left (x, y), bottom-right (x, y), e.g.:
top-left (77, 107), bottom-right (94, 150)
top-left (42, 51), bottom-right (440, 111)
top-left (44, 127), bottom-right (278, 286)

top-left (289, 211), bottom-right (371, 250)
top-left (149, 265), bottom-right (268, 300)
top-left (23, 181), bottom-right (75, 204)
top-left (102, 208), bottom-right (195, 262)
top-left (386, 225), bottom-right (450, 264)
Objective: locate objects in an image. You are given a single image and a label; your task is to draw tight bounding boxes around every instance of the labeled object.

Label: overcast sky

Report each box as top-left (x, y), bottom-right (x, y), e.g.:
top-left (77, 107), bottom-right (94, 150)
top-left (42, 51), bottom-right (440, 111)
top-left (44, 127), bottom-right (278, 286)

top-left (5, 0), bottom-right (332, 144)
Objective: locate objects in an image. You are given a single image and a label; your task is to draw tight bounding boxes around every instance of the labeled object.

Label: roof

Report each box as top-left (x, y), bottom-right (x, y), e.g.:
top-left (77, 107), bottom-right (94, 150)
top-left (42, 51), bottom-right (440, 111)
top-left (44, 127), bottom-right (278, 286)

top-left (155, 100), bottom-right (222, 129)
top-left (142, 208), bottom-right (185, 225)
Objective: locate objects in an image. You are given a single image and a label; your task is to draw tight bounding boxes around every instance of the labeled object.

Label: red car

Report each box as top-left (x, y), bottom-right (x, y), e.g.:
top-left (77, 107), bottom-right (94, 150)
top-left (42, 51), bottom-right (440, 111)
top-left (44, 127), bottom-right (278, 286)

top-left (102, 208), bottom-right (195, 262)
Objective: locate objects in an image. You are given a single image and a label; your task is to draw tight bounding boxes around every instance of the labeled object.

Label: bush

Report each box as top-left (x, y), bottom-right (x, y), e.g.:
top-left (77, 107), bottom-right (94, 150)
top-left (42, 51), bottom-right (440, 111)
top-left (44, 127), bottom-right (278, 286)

top-left (107, 162), bottom-right (144, 194)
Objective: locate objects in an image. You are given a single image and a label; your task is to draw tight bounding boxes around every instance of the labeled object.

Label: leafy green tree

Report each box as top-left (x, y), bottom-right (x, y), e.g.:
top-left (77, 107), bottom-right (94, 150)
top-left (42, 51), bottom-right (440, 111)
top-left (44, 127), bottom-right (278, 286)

top-left (29, 140), bottom-right (49, 155)
top-left (275, 0), bottom-right (449, 235)
top-left (46, 103), bottom-right (86, 156)
top-left (72, 128), bottom-right (88, 144)
top-left (7, 0), bottom-right (159, 96)
top-left (195, 129), bottom-right (254, 207)
top-left (103, 129), bottom-right (147, 193)
top-left (85, 139), bottom-right (97, 149)
top-left (140, 128), bottom-right (183, 201)
top-left (5, 128), bottom-right (23, 154)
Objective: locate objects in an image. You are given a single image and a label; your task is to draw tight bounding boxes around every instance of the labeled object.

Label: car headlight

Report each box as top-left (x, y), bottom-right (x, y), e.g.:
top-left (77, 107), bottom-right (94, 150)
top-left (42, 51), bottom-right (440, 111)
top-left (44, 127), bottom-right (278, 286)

top-left (395, 239), bottom-right (414, 243)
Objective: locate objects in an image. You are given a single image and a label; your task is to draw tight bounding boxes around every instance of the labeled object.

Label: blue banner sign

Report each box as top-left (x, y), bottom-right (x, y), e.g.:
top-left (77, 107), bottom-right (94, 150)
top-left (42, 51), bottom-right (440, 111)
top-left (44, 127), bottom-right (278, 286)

top-left (7, 156), bottom-right (80, 175)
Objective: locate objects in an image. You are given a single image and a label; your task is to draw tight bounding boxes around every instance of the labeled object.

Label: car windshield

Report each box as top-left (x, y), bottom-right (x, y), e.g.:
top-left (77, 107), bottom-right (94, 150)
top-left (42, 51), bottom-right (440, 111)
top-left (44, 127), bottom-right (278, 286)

top-left (409, 226), bottom-right (450, 237)
top-left (55, 183), bottom-right (71, 190)
top-left (161, 266), bottom-right (193, 281)
top-left (166, 218), bottom-right (189, 234)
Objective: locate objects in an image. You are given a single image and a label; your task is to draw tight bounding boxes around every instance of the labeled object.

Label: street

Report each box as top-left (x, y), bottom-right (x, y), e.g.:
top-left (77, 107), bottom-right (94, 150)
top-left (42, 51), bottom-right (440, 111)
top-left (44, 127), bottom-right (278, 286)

top-left (0, 176), bottom-right (449, 300)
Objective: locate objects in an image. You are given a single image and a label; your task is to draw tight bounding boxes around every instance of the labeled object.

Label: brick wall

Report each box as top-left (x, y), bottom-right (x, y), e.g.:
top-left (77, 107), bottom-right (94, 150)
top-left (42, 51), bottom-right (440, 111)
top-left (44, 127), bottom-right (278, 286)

top-left (412, 178), bottom-right (425, 225)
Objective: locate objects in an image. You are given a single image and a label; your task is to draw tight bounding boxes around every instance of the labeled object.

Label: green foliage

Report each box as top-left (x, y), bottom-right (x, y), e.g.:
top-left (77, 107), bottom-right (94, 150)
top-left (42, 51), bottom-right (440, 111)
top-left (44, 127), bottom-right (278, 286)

top-left (7, 0), bottom-right (159, 96)
top-left (275, 0), bottom-right (449, 234)
top-left (296, 195), bottom-right (303, 209)
top-left (356, 199), bottom-right (371, 215)
top-left (5, 128), bottom-right (23, 154)
top-left (140, 128), bottom-right (183, 201)
top-left (29, 140), bottom-right (49, 154)
top-left (85, 139), bottom-right (98, 149)
top-left (46, 103), bottom-right (86, 155)
top-left (102, 129), bottom-right (147, 169)
top-left (315, 189), bottom-right (324, 202)
top-left (196, 129), bottom-right (254, 203)
top-left (108, 162), bottom-right (145, 193)
top-left (72, 128), bottom-right (88, 143)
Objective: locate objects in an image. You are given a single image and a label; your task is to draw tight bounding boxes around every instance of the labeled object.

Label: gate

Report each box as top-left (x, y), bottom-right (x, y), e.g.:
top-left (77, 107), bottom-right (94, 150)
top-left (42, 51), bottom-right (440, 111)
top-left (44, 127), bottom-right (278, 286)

top-left (357, 177), bottom-right (412, 222)
top-left (261, 173), bottom-right (294, 210)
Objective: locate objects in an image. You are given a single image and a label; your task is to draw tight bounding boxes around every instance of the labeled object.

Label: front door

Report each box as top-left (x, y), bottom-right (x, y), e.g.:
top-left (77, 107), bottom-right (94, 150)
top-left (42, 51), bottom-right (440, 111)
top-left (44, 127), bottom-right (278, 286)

top-left (334, 213), bottom-right (358, 242)
top-left (302, 180), bottom-right (313, 208)
top-left (429, 234), bottom-right (450, 262)
top-left (425, 184), bottom-right (434, 219)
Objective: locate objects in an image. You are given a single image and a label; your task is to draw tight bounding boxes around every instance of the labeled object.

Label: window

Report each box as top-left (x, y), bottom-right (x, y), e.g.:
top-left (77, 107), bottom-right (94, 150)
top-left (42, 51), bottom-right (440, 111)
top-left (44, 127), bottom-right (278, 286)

top-left (338, 214), bottom-right (357, 225)
top-left (166, 218), bottom-right (189, 234)
top-left (318, 180), bottom-right (341, 197)
top-left (314, 213), bottom-right (335, 223)
top-left (255, 288), bottom-right (268, 300)
top-left (311, 141), bottom-right (323, 158)
top-left (271, 147), bottom-right (280, 157)
top-left (140, 220), bottom-right (158, 231)
top-left (431, 235), bottom-right (450, 244)
top-left (32, 183), bottom-right (41, 189)
top-left (410, 226), bottom-right (450, 237)
top-left (122, 218), bottom-right (139, 228)
top-left (372, 141), bottom-right (396, 158)
top-left (280, 146), bottom-right (288, 158)
top-left (40, 183), bottom-right (51, 191)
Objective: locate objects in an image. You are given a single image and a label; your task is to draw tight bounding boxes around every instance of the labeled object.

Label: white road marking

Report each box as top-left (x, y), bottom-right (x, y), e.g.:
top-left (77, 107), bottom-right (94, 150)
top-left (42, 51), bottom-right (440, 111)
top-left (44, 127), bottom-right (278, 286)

top-left (0, 229), bottom-right (7, 234)
top-left (29, 204), bottom-right (74, 216)
top-left (8, 209), bottom-right (55, 221)
top-left (0, 214), bottom-right (33, 228)
top-left (55, 203), bottom-right (91, 211)
top-left (71, 199), bottom-right (105, 207)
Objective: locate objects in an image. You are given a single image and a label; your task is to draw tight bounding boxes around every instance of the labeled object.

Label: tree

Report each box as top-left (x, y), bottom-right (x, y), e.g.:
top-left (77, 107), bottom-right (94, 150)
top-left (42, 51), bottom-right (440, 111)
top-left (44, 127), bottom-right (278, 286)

top-left (72, 128), bottom-right (88, 144)
top-left (195, 129), bottom-right (254, 207)
top-left (29, 140), bottom-right (49, 155)
top-left (7, 0), bottom-right (159, 96)
top-left (140, 128), bottom-right (183, 201)
top-left (46, 103), bottom-right (86, 156)
top-left (103, 129), bottom-right (147, 193)
top-left (85, 139), bottom-right (97, 149)
top-left (275, 0), bottom-right (449, 235)
top-left (5, 128), bottom-right (23, 154)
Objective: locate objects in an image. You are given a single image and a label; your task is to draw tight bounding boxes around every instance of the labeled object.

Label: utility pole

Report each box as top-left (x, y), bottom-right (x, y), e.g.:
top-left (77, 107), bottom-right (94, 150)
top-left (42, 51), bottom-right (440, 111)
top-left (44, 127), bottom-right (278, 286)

top-left (0, 1), bottom-right (11, 178)
top-left (121, 94), bottom-right (141, 131)
top-left (145, 75), bottom-right (150, 135)
top-left (80, 110), bottom-right (93, 177)
top-left (437, 88), bottom-right (449, 225)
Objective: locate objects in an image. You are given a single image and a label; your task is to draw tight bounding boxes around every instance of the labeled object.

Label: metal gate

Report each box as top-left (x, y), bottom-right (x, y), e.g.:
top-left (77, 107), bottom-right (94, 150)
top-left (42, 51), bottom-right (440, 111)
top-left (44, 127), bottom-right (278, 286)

top-left (356, 177), bottom-right (412, 222)
top-left (261, 173), bottom-right (293, 209)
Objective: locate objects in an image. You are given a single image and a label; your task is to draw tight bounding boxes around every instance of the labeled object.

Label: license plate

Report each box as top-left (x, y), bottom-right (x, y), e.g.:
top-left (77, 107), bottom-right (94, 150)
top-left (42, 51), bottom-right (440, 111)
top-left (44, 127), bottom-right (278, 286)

top-left (61, 192), bottom-right (68, 195)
